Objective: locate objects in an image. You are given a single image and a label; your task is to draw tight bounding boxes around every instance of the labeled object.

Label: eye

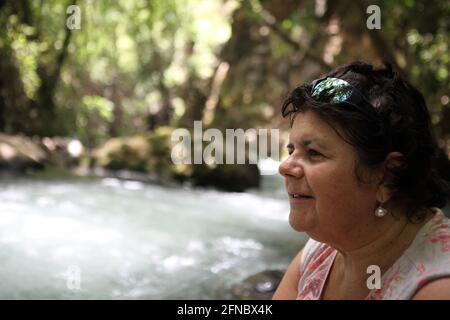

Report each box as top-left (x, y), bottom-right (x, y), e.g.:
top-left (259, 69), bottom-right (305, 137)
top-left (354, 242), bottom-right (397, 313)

top-left (307, 149), bottom-right (322, 157)
top-left (287, 143), bottom-right (294, 155)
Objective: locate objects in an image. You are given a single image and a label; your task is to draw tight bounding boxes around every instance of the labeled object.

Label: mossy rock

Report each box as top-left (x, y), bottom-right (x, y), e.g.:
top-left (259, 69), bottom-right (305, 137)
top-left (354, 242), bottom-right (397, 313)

top-left (192, 162), bottom-right (260, 192)
top-left (93, 135), bottom-right (151, 172)
top-left (92, 126), bottom-right (261, 192)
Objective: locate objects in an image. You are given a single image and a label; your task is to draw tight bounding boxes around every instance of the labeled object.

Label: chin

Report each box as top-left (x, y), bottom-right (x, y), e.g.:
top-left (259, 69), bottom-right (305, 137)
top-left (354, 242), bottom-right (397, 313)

top-left (288, 210), bottom-right (311, 232)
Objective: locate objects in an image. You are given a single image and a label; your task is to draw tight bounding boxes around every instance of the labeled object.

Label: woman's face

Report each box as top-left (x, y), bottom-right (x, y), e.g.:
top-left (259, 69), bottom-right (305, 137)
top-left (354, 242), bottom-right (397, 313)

top-left (279, 111), bottom-right (380, 243)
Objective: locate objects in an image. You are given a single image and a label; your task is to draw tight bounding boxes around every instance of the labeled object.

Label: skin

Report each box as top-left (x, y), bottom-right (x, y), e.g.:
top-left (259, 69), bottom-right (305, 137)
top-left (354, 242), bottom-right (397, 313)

top-left (273, 110), bottom-right (450, 300)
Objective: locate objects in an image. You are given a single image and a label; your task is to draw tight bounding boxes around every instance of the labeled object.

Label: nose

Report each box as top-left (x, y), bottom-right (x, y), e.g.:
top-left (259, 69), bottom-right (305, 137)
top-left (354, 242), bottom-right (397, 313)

top-left (279, 156), bottom-right (304, 179)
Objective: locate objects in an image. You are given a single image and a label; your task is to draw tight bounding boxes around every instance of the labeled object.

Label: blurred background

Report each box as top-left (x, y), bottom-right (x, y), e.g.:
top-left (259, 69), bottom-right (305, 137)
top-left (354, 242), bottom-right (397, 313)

top-left (0, 0), bottom-right (449, 299)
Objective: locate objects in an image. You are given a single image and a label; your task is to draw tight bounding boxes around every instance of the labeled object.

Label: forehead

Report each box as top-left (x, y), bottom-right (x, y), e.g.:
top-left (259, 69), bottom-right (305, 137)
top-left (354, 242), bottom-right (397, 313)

top-left (289, 111), bottom-right (341, 146)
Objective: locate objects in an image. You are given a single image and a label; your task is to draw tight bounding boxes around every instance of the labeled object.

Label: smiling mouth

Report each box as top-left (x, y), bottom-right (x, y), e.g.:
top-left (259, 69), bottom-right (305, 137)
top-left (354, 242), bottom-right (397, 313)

top-left (289, 193), bottom-right (314, 199)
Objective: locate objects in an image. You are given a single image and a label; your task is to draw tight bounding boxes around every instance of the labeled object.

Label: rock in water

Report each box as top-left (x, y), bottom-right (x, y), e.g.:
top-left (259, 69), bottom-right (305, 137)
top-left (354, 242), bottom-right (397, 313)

top-left (231, 270), bottom-right (284, 300)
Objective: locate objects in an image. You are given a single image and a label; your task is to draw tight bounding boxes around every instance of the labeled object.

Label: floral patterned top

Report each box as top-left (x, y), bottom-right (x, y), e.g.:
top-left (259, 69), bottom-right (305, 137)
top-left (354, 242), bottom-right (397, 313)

top-left (296, 208), bottom-right (450, 300)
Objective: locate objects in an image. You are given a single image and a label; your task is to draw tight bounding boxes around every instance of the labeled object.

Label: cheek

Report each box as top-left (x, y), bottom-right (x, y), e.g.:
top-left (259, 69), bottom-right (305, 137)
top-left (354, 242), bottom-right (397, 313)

top-left (307, 163), bottom-right (372, 211)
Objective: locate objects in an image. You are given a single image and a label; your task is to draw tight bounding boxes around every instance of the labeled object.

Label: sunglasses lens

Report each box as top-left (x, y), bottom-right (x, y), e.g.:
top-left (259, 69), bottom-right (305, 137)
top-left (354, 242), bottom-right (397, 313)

top-left (311, 77), bottom-right (352, 103)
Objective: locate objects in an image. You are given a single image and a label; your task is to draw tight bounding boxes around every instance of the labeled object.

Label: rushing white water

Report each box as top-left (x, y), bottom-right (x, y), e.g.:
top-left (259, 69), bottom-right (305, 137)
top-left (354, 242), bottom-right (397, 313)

top-left (0, 175), bottom-right (306, 299)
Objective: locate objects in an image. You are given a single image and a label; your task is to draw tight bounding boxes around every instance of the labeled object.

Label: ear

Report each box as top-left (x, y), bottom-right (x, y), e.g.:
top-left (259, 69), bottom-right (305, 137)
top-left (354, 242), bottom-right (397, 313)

top-left (375, 152), bottom-right (405, 203)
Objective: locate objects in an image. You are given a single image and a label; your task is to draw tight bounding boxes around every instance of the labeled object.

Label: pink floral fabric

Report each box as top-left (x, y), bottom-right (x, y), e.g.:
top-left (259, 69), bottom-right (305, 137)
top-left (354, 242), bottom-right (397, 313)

top-left (296, 208), bottom-right (450, 300)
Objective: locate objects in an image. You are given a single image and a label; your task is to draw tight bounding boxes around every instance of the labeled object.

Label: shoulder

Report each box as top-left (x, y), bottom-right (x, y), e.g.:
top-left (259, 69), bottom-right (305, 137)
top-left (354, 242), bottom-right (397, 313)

top-left (272, 238), bottom-right (331, 300)
top-left (412, 278), bottom-right (450, 300)
top-left (272, 249), bottom-right (303, 300)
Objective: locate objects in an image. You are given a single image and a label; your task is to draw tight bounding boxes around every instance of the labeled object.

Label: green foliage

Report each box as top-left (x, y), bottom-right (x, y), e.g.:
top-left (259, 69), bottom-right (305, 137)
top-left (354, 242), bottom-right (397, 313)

top-left (61, 0), bottom-right (232, 143)
top-left (82, 96), bottom-right (113, 120)
top-left (73, 95), bottom-right (113, 143)
top-left (1, 0), bottom-right (449, 148)
top-left (6, 20), bottom-right (41, 99)
top-left (380, 0), bottom-right (450, 123)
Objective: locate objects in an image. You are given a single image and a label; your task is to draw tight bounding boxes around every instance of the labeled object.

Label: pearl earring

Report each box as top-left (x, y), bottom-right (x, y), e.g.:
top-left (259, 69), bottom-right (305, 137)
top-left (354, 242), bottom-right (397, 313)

top-left (375, 203), bottom-right (387, 218)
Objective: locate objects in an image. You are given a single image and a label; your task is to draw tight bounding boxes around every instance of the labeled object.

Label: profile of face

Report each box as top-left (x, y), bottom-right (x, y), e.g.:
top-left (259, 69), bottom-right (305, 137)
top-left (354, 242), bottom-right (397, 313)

top-left (279, 111), bottom-right (383, 244)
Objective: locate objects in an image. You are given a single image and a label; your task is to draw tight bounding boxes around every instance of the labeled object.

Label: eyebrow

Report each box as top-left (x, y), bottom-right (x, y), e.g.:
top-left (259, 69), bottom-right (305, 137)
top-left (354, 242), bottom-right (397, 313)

top-left (301, 139), bottom-right (315, 147)
top-left (288, 138), bottom-right (329, 150)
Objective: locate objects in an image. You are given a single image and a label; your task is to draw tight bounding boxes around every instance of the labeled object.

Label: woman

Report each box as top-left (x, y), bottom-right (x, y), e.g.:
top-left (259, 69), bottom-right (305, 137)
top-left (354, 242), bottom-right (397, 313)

top-left (273, 62), bottom-right (450, 300)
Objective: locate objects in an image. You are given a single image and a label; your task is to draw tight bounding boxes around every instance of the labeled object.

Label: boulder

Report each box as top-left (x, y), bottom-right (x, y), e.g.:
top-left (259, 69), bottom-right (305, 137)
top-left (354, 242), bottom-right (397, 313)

top-left (0, 133), bottom-right (47, 172)
top-left (92, 127), bottom-right (261, 192)
top-left (92, 127), bottom-right (175, 176)
top-left (92, 135), bottom-right (151, 172)
top-left (231, 270), bottom-right (284, 300)
top-left (192, 162), bottom-right (260, 192)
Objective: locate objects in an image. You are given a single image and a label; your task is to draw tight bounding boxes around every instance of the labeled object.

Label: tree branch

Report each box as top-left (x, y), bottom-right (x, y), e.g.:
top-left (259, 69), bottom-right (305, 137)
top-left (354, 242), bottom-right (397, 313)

top-left (357, 0), bottom-right (407, 76)
top-left (50, 0), bottom-right (77, 85)
top-left (251, 1), bottom-right (333, 71)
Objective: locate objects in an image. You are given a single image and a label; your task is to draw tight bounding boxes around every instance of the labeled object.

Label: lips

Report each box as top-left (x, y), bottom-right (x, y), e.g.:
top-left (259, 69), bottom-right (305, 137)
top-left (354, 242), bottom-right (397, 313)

top-left (288, 192), bottom-right (314, 199)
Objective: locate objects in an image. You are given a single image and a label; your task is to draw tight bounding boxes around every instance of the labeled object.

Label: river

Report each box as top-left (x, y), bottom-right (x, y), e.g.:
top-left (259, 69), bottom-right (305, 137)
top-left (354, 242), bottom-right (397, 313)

top-left (0, 174), bottom-right (306, 299)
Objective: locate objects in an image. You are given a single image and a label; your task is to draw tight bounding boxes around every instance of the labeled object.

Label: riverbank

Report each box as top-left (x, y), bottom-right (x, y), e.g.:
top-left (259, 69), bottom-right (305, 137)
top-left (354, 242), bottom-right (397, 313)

top-left (0, 132), bottom-right (262, 192)
top-left (0, 132), bottom-right (260, 192)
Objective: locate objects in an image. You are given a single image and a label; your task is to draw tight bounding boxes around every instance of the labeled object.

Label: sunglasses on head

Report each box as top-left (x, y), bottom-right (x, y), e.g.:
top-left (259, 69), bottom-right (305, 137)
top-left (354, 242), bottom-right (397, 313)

top-left (310, 77), bottom-right (375, 109)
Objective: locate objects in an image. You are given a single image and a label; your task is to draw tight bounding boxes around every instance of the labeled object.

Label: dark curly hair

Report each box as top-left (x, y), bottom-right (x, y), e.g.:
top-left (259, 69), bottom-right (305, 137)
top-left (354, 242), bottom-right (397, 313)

top-left (281, 61), bottom-right (449, 222)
